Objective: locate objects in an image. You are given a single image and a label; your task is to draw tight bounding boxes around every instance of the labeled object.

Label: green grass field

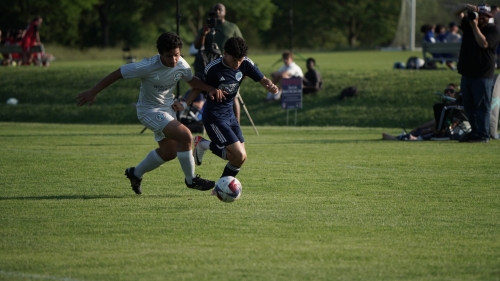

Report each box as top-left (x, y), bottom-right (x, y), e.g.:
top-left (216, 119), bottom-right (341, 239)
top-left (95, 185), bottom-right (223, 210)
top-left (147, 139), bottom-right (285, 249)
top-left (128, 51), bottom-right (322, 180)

top-left (1, 123), bottom-right (499, 280)
top-left (1, 49), bottom-right (499, 280)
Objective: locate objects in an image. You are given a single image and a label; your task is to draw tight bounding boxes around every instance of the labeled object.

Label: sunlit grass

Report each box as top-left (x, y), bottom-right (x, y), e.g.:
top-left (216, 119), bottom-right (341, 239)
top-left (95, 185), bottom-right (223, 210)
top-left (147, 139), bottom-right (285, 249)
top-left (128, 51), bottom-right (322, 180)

top-left (0, 123), bottom-right (499, 280)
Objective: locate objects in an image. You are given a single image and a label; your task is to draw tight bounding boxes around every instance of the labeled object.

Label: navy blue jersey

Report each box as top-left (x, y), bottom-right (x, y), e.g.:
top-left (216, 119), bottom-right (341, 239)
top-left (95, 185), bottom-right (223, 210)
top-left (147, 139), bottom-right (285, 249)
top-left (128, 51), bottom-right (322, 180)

top-left (202, 57), bottom-right (264, 121)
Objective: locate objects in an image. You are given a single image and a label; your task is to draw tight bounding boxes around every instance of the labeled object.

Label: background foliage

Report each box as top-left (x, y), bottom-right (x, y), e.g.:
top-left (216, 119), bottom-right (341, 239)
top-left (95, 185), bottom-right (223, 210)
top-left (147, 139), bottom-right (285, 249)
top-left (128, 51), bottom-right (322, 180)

top-left (1, 0), bottom-right (400, 50)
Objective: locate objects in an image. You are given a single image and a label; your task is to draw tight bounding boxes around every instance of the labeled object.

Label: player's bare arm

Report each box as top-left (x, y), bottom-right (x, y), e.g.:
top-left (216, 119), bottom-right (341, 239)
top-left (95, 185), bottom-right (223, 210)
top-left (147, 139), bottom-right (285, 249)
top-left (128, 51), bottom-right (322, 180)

top-left (188, 76), bottom-right (227, 103)
top-left (187, 76), bottom-right (216, 93)
top-left (184, 88), bottom-right (203, 107)
top-left (207, 87), bottom-right (227, 102)
top-left (171, 101), bottom-right (186, 112)
top-left (259, 77), bottom-right (279, 94)
top-left (76, 69), bottom-right (123, 106)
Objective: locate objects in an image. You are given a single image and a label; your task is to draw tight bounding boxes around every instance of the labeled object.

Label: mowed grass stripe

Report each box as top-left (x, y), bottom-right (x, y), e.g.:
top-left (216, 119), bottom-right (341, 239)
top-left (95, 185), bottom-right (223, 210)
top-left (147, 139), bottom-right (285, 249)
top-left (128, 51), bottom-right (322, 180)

top-left (0, 123), bottom-right (499, 280)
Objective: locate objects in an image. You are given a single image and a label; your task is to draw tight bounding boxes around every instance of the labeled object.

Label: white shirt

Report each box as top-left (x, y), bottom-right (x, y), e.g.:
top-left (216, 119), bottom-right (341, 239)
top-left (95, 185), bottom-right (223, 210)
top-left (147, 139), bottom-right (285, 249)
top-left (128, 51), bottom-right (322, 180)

top-left (278, 62), bottom-right (304, 77)
top-left (120, 55), bottom-right (193, 114)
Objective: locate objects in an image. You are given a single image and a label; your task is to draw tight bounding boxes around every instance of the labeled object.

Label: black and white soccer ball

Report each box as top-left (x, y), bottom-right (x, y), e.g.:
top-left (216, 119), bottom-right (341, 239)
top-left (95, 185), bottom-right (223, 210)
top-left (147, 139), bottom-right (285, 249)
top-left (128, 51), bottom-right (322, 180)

top-left (214, 176), bottom-right (242, 203)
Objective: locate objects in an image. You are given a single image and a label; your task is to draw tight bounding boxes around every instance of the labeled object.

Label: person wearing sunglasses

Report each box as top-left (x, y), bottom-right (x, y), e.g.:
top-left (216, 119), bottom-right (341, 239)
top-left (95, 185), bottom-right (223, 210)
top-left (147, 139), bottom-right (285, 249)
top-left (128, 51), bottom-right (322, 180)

top-left (382, 83), bottom-right (461, 141)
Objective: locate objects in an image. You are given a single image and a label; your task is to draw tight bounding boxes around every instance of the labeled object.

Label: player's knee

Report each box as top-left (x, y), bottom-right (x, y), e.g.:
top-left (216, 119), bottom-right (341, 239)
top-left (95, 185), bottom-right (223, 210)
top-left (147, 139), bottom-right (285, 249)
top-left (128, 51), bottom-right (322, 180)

top-left (156, 148), bottom-right (176, 162)
top-left (235, 151), bottom-right (247, 166)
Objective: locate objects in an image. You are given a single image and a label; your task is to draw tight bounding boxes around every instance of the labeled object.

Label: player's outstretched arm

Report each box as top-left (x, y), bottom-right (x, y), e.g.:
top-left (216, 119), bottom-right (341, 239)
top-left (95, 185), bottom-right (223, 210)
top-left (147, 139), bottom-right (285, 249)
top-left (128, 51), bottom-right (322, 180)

top-left (173, 88), bottom-right (207, 112)
top-left (259, 76), bottom-right (279, 94)
top-left (185, 88), bottom-right (203, 106)
top-left (76, 69), bottom-right (123, 106)
top-left (187, 76), bottom-right (226, 102)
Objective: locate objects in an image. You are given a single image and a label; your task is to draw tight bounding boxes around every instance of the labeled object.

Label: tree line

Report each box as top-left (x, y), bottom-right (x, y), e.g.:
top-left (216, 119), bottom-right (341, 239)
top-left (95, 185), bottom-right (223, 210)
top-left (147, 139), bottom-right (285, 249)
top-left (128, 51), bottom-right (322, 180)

top-left (1, 0), bottom-right (400, 50)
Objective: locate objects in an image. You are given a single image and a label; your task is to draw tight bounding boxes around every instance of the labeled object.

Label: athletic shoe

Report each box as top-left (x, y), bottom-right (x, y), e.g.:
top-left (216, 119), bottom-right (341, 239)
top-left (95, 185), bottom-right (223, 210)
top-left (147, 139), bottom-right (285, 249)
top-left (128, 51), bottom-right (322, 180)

top-left (193, 135), bottom-right (207, 166)
top-left (125, 167), bottom-right (142, 195)
top-left (185, 175), bottom-right (215, 191)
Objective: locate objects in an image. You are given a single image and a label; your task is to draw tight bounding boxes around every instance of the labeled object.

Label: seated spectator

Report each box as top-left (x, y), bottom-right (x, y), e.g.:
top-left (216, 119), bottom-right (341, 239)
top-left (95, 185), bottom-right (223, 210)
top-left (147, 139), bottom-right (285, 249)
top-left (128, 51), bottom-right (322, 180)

top-left (3, 29), bottom-right (23, 65)
top-left (302, 58), bottom-right (323, 95)
top-left (435, 24), bottom-right (447, 42)
top-left (442, 22), bottom-right (462, 70)
top-left (421, 24), bottom-right (436, 43)
top-left (421, 23), bottom-right (443, 61)
top-left (382, 83), bottom-right (462, 141)
top-left (445, 22), bottom-right (462, 43)
top-left (266, 50), bottom-right (304, 101)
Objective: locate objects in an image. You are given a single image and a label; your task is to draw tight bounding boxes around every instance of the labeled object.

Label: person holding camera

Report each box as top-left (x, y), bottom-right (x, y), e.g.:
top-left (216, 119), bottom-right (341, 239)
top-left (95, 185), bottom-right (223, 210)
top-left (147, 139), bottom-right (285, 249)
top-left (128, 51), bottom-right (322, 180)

top-left (193, 3), bottom-right (243, 124)
top-left (453, 3), bottom-right (500, 142)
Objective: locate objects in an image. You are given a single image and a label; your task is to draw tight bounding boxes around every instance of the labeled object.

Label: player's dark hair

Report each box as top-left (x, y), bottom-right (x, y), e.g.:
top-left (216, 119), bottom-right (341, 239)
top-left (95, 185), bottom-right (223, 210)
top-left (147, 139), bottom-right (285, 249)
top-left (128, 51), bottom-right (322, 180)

top-left (224, 37), bottom-right (248, 59)
top-left (307, 58), bottom-right (316, 65)
top-left (156, 32), bottom-right (183, 54)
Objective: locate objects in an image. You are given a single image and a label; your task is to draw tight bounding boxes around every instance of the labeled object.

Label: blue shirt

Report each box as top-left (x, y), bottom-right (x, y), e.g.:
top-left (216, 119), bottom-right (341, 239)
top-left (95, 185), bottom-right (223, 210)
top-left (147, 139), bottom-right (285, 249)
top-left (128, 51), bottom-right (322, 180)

top-left (202, 57), bottom-right (264, 121)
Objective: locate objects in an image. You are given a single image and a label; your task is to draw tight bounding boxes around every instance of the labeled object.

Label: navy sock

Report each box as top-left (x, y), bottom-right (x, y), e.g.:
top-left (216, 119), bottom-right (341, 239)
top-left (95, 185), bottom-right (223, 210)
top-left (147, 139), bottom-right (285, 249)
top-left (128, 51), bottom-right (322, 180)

top-left (221, 162), bottom-right (240, 178)
top-left (209, 142), bottom-right (227, 160)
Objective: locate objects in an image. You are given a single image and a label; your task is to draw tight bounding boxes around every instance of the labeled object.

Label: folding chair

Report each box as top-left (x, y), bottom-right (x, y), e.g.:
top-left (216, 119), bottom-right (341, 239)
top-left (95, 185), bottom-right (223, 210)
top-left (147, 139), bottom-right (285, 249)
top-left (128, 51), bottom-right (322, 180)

top-left (435, 105), bottom-right (471, 139)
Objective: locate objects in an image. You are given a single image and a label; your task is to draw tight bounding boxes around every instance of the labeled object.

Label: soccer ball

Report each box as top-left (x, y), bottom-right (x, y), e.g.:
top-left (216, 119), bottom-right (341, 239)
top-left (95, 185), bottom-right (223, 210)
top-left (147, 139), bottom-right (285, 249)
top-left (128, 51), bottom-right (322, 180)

top-left (6, 98), bottom-right (18, 105)
top-left (214, 176), bottom-right (242, 203)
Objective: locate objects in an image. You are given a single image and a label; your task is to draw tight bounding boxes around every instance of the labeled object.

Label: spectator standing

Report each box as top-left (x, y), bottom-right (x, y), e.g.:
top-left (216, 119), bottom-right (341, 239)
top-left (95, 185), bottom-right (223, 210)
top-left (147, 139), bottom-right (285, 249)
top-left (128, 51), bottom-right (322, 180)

top-left (302, 58), bottom-right (322, 95)
top-left (492, 5), bottom-right (500, 68)
top-left (193, 3), bottom-right (243, 124)
top-left (21, 16), bottom-right (42, 66)
top-left (267, 50), bottom-right (304, 101)
top-left (454, 3), bottom-right (500, 142)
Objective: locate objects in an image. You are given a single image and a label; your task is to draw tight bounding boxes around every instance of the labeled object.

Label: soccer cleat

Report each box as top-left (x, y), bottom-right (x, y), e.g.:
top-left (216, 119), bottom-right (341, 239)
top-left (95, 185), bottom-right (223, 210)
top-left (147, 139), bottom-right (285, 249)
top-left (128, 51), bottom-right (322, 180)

top-left (125, 167), bottom-right (142, 195)
top-left (193, 135), bottom-right (207, 166)
top-left (185, 175), bottom-right (215, 191)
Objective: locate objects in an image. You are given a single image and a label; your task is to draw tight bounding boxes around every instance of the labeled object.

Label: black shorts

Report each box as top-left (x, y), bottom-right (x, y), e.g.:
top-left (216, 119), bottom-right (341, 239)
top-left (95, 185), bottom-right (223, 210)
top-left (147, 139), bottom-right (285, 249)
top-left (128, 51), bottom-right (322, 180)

top-left (203, 116), bottom-right (244, 146)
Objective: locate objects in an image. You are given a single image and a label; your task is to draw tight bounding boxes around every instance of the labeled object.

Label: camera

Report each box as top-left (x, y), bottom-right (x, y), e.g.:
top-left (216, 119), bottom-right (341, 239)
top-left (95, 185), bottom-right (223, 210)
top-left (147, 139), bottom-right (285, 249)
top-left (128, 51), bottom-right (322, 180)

top-left (468, 11), bottom-right (479, 20)
top-left (206, 11), bottom-right (219, 29)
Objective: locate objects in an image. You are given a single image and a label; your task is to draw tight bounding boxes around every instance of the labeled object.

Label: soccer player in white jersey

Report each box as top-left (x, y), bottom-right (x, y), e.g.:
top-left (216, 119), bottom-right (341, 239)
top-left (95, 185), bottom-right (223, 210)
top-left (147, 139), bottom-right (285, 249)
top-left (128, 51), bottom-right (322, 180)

top-left (76, 32), bottom-right (223, 194)
top-left (184, 37), bottom-right (278, 181)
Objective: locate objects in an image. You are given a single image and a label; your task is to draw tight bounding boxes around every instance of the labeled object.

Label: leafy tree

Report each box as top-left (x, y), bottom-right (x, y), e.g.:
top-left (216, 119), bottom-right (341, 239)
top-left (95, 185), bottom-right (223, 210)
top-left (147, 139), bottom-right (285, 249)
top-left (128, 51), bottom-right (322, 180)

top-left (0, 0), bottom-right (99, 46)
top-left (262, 0), bottom-right (400, 49)
top-left (1, 0), bottom-right (399, 50)
top-left (170, 0), bottom-right (277, 47)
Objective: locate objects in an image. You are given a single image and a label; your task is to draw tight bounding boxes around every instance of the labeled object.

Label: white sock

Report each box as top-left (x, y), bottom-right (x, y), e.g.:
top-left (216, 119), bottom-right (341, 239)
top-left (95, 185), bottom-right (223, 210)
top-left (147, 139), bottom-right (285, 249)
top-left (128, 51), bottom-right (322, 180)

top-left (134, 150), bottom-right (165, 178)
top-left (177, 151), bottom-right (195, 184)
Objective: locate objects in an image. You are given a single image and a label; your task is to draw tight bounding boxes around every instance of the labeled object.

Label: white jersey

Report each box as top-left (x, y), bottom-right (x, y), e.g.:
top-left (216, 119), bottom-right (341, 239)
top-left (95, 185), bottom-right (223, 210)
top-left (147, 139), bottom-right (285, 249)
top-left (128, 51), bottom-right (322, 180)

top-left (278, 62), bottom-right (304, 77)
top-left (120, 55), bottom-right (193, 114)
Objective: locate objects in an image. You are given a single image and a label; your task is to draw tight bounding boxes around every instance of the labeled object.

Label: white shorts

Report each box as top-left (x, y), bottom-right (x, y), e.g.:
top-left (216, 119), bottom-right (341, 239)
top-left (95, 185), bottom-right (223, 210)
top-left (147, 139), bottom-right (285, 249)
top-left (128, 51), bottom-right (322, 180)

top-left (138, 107), bottom-right (176, 142)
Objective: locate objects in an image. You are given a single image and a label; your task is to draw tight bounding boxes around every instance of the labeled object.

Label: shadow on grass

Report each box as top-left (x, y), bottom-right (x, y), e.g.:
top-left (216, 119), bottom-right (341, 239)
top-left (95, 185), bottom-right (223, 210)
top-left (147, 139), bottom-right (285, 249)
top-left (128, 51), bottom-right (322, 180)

top-left (252, 139), bottom-right (384, 145)
top-left (0, 194), bottom-right (182, 200)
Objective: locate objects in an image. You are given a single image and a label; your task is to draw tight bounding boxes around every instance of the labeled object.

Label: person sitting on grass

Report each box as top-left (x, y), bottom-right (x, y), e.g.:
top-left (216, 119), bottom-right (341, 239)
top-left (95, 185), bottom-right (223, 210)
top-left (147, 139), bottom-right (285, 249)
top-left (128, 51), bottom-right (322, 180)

top-left (382, 83), bottom-right (461, 141)
top-left (302, 57), bottom-right (323, 95)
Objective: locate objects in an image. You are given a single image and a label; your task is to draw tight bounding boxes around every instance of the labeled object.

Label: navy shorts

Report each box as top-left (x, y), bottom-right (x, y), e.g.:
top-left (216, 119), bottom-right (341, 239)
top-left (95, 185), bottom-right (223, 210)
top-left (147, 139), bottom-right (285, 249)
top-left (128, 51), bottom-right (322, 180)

top-left (203, 116), bottom-right (244, 146)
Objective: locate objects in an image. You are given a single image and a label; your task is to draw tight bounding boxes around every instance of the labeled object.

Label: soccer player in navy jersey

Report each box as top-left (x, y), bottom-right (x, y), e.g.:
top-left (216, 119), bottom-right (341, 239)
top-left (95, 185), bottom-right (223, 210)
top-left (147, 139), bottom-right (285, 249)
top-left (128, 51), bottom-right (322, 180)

top-left (76, 32), bottom-right (222, 194)
top-left (184, 37), bottom-right (279, 180)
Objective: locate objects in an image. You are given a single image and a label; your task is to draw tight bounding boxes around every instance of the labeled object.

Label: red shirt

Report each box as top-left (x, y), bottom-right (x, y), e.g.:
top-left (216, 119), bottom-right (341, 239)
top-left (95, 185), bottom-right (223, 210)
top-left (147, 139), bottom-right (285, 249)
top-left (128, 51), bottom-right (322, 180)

top-left (22, 21), bottom-right (40, 48)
